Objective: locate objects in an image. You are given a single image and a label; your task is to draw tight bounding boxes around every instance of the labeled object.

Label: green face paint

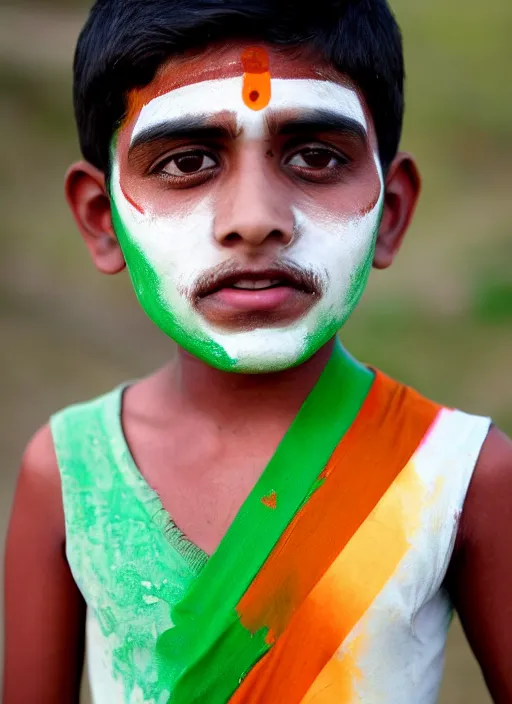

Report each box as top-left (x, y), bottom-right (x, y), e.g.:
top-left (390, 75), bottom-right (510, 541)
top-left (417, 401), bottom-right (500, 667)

top-left (110, 154), bottom-right (383, 373)
top-left (111, 74), bottom-right (384, 373)
top-left (109, 189), bottom-right (235, 370)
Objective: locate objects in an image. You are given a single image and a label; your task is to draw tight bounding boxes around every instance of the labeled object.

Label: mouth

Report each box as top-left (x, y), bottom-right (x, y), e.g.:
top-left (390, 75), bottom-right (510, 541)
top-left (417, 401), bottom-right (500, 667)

top-left (192, 266), bottom-right (321, 329)
top-left (227, 278), bottom-right (288, 291)
top-left (195, 266), bottom-right (319, 298)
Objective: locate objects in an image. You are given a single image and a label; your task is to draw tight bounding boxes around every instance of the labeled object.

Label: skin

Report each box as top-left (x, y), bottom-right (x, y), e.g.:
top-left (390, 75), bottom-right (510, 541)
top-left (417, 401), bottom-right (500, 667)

top-left (4, 41), bottom-right (512, 703)
top-left (111, 49), bottom-right (384, 372)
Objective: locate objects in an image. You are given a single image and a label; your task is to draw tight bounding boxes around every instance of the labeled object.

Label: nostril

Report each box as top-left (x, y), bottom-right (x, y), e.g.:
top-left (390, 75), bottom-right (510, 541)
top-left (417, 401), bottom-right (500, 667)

top-left (224, 232), bottom-right (242, 243)
top-left (269, 229), bottom-right (288, 242)
top-left (216, 227), bottom-right (293, 246)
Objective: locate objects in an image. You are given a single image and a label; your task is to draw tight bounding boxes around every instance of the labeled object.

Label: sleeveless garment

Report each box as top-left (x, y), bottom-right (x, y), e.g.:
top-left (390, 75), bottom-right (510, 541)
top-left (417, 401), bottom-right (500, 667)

top-left (51, 375), bottom-right (491, 703)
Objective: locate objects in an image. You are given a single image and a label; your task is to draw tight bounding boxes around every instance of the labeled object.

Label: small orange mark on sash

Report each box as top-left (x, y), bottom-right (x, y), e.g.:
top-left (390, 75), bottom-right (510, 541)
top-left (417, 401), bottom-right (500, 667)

top-left (241, 47), bottom-right (271, 111)
top-left (261, 490), bottom-right (277, 510)
top-left (265, 628), bottom-right (276, 646)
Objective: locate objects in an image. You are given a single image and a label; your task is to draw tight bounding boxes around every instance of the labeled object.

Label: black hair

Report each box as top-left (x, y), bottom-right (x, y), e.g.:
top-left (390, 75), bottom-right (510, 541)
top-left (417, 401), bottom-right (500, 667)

top-left (74, 0), bottom-right (404, 173)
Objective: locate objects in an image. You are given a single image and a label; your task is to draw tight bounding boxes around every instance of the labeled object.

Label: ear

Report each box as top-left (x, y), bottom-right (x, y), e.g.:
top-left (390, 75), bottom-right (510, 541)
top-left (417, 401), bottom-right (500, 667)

top-left (374, 153), bottom-right (421, 270)
top-left (65, 160), bottom-right (125, 275)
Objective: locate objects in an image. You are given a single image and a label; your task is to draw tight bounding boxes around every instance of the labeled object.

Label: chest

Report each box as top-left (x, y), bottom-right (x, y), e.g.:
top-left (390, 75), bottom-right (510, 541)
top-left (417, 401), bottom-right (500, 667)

top-left (124, 415), bottom-right (286, 555)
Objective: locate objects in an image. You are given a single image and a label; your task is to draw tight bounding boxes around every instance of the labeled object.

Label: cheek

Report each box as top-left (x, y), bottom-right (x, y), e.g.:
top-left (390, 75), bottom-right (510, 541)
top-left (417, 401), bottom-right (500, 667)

top-left (115, 123), bottom-right (191, 219)
top-left (112, 171), bottom-right (223, 291)
top-left (122, 205), bottom-right (218, 284)
top-left (289, 155), bottom-right (384, 276)
top-left (290, 200), bottom-right (382, 286)
top-left (299, 147), bottom-right (383, 222)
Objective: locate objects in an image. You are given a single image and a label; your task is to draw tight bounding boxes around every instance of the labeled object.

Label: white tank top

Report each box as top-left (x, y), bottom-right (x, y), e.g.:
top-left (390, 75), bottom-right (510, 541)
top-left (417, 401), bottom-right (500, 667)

top-left (52, 386), bottom-right (491, 703)
top-left (302, 406), bottom-right (491, 703)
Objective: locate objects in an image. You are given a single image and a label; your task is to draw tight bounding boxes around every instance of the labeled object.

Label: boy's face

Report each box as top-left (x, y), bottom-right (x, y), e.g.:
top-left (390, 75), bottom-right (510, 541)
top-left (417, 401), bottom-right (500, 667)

top-left (110, 43), bottom-right (384, 373)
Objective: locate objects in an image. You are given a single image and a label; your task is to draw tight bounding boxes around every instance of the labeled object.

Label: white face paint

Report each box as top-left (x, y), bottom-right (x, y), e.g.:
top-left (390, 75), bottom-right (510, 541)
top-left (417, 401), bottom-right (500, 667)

top-left (111, 76), bottom-right (384, 373)
top-left (131, 77), bottom-right (367, 143)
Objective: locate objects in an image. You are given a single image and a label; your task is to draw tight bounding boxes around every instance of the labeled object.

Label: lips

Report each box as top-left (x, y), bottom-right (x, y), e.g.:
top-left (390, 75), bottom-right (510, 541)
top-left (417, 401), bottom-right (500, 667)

top-left (192, 265), bottom-right (320, 329)
top-left (194, 266), bottom-right (319, 299)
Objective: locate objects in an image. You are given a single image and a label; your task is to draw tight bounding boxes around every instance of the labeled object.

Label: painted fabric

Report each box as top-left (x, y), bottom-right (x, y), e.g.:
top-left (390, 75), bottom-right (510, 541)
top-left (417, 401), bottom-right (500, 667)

top-left (51, 360), bottom-right (490, 704)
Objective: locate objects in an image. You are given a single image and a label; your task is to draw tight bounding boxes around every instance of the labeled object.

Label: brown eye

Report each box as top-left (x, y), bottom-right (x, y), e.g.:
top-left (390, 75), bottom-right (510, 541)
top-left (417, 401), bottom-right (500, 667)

top-left (161, 151), bottom-right (217, 176)
top-left (287, 148), bottom-right (339, 170)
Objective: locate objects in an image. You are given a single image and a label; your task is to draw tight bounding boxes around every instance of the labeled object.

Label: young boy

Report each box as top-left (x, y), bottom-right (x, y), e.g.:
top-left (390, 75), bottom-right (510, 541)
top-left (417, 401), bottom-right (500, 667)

top-left (3, 0), bottom-right (512, 702)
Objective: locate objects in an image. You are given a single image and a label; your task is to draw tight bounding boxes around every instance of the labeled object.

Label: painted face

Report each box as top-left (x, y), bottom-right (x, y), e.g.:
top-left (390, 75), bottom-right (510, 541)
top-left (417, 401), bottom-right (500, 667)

top-left (111, 44), bottom-right (384, 373)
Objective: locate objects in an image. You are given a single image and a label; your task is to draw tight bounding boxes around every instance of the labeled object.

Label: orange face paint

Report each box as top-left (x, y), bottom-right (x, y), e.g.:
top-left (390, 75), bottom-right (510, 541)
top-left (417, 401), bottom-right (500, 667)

top-left (241, 46), bottom-right (271, 111)
top-left (119, 180), bottom-right (145, 215)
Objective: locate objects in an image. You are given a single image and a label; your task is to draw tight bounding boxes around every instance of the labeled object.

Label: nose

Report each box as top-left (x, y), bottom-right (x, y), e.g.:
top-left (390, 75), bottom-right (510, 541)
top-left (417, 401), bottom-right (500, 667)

top-left (214, 154), bottom-right (295, 250)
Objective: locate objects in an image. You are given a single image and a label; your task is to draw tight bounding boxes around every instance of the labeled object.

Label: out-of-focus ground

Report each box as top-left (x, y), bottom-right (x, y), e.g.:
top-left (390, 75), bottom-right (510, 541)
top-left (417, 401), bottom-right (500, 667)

top-left (1, 1), bottom-right (511, 702)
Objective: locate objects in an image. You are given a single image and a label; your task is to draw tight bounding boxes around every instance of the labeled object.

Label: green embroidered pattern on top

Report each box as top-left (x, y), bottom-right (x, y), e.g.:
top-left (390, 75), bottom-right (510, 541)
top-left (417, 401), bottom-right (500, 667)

top-left (156, 341), bottom-right (374, 703)
top-left (51, 389), bottom-right (207, 704)
top-left (113, 386), bottom-right (209, 576)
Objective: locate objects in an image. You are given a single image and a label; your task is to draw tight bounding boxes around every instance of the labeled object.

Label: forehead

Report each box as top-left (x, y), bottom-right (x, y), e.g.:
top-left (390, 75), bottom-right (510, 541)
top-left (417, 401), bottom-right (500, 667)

top-left (124, 42), bottom-right (370, 134)
top-left (130, 78), bottom-right (368, 146)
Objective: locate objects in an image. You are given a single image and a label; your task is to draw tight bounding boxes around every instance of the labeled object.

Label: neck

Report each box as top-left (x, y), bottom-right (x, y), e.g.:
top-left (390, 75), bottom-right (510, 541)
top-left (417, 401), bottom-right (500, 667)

top-left (167, 338), bottom-right (337, 427)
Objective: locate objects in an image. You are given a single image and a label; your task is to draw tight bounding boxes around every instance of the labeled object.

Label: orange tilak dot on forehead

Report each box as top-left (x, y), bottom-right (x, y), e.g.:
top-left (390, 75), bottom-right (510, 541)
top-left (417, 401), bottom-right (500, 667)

top-left (241, 46), bottom-right (271, 111)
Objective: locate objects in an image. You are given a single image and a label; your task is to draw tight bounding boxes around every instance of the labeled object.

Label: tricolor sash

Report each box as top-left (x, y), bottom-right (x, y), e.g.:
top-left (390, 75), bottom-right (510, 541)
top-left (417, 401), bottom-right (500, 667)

top-left (156, 342), bottom-right (440, 702)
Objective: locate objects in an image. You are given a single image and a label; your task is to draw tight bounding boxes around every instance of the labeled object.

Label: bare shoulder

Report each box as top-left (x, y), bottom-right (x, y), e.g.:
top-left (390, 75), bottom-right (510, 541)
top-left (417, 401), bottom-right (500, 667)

top-left (4, 425), bottom-right (86, 704)
top-left (22, 422), bottom-right (59, 472)
top-left (12, 423), bottom-right (64, 540)
top-left (447, 427), bottom-right (512, 699)
top-left (474, 423), bottom-right (512, 480)
top-left (20, 423), bottom-right (61, 488)
top-left (456, 424), bottom-right (512, 551)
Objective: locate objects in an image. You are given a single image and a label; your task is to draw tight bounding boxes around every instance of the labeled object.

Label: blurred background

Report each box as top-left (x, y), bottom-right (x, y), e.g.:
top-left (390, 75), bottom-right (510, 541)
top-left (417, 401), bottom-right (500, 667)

top-left (0, 0), bottom-right (510, 701)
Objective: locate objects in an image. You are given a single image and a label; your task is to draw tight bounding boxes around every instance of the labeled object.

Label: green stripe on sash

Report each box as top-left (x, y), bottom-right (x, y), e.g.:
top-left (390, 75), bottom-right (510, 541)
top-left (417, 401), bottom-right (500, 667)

top-left (157, 340), bottom-right (373, 703)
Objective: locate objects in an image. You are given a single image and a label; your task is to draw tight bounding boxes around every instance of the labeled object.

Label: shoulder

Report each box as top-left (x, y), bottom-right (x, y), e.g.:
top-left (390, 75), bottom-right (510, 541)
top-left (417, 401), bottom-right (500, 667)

top-left (4, 424), bottom-right (66, 557)
top-left (21, 423), bottom-right (60, 484)
top-left (15, 424), bottom-right (63, 529)
top-left (457, 425), bottom-right (512, 549)
top-left (475, 423), bottom-right (512, 478)
top-left (452, 423), bottom-right (512, 561)
top-left (446, 425), bottom-right (512, 699)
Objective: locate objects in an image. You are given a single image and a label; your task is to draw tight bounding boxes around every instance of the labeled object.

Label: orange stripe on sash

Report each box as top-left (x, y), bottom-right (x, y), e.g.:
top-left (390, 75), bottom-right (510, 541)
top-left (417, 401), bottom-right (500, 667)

top-left (230, 372), bottom-right (441, 703)
top-left (301, 456), bottom-right (430, 702)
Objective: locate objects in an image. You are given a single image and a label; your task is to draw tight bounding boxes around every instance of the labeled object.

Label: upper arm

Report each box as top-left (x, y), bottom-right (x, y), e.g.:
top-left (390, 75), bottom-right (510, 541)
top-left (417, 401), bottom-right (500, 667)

top-left (2, 424), bottom-right (86, 704)
top-left (447, 425), bottom-right (512, 703)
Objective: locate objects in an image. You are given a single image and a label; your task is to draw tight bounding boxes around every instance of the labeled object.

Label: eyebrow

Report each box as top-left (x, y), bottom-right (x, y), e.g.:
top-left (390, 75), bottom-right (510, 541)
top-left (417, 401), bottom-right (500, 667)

top-left (128, 108), bottom-right (368, 159)
top-left (266, 109), bottom-right (368, 143)
top-left (129, 116), bottom-right (237, 154)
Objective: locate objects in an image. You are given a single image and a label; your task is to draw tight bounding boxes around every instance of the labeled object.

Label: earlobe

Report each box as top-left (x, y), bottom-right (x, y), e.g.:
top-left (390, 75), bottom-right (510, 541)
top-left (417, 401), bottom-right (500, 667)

top-left (374, 153), bottom-right (421, 270)
top-left (65, 160), bottom-right (126, 275)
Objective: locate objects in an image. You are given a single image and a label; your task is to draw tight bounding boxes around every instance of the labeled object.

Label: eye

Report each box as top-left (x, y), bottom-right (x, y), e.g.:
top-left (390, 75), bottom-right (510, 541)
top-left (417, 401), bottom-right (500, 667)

top-left (286, 147), bottom-right (346, 171)
top-left (161, 150), bottom-right (217, 177)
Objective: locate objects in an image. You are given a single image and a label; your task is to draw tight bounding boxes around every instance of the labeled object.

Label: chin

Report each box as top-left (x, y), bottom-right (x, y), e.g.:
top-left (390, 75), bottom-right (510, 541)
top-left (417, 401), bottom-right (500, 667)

top-left (204, 325), bottom-right (325, 374)
top-left (227, 352), bottom-right (307, 375)
top-left (155, 301), bottom-right (340, 374)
